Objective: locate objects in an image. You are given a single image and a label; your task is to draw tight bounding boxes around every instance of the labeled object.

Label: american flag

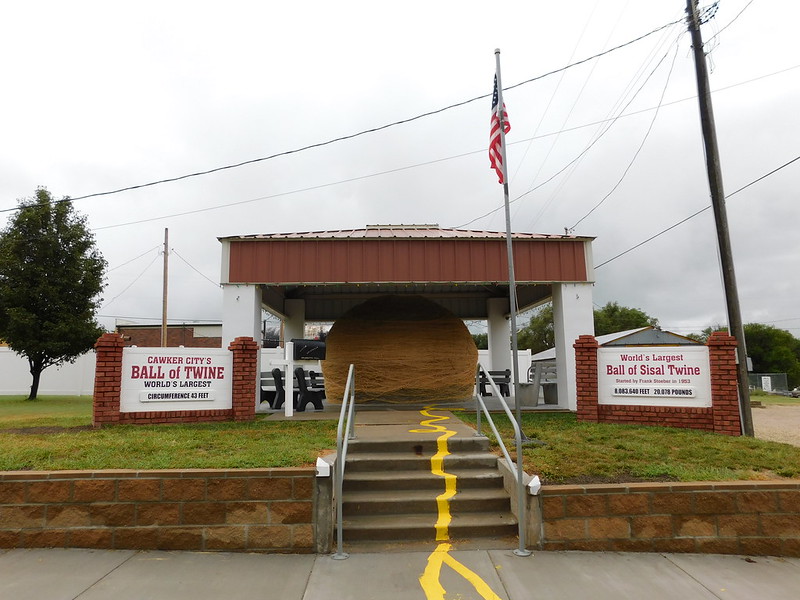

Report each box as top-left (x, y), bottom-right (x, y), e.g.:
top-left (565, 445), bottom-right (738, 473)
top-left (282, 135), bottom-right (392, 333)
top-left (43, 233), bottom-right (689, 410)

top-left (489, 75), bottom-right (510, 184)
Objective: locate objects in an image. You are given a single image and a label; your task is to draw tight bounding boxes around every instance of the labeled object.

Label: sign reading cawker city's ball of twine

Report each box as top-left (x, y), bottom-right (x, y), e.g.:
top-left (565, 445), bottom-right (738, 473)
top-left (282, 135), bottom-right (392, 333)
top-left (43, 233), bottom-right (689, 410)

top-left (120, 347), bottom-right (233, 412)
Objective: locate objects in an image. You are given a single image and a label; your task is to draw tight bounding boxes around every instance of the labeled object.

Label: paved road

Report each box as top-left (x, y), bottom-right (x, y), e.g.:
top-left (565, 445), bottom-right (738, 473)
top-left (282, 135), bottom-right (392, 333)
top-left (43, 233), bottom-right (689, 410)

top-left (2, 547), bottom-right (799, 600)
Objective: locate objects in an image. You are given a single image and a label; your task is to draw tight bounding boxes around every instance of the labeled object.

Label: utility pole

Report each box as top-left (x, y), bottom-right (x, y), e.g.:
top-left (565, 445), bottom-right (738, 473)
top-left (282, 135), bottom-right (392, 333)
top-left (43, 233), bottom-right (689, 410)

top-left (161, 228), bottom-right (169, 348)
top-left (686, 0), bottom-right (754, 436)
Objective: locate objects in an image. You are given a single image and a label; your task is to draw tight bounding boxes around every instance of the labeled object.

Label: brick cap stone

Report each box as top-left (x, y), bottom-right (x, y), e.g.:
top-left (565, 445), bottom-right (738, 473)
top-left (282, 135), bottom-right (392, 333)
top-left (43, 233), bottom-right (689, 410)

top-left (574, 335), bottom-right (599, 348)
top-left (228, 336), bottom-right (259, 351)
top-left (707, 331), bottom-right (737, 346)
top-left (94, 332), bottom-right (126, 349)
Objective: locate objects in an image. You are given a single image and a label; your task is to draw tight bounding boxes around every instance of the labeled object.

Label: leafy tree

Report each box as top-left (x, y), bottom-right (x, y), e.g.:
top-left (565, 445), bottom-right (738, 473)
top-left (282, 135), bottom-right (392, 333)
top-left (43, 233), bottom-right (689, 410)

top-left (593, 301), bottom-right (658, 336)
top-left (0, 188), bottom-right (106, 399)
top-left (686, 325), bottom-right (727, 343)
top-left (516, 301), bottom-right (657, 354)
top-left (687, 323), bottom-right (800, 387)
top-left (742, 324), bottom-right (800, 387)
top-left (472, 332), bottom-right (488, 349)
top-left (517, 304), bottom-right (555, 354)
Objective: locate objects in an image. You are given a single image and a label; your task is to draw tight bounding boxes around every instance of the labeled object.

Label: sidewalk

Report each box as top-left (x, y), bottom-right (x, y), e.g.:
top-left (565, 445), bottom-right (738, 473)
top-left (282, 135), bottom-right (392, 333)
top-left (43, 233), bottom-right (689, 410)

top-left (2, 547), bottom-right (799, 600)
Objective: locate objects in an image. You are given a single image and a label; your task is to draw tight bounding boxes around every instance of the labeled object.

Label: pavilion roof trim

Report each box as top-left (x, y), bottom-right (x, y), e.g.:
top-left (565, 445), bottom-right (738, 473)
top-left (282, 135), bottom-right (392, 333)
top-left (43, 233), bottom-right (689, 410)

top-left (219, 224), bottom-right (594, 242)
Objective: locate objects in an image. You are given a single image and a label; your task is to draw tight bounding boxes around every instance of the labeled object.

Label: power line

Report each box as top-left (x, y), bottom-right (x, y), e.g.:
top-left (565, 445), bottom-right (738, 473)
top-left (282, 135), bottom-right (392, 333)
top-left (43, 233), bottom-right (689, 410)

top-left (509, 0), bottom-right (605, 187)
top-left (101, 252), bottom-right (161, 309)
top-left (501, 17), bottom-right (685, 95)
top-left (0, 16), bottom-right (685, 216)
top-left (594, 153), bottom-right (800, 269)
top-left (707, 0), bottom-right (756, 43)
top-left (568, 40), bottom-right (680, 232)
top-left (171, 248), bottom-right (221, 290)
top-left (0, 60), bottom-right (784, 232)
top-left (89, 149), bottom-right (482, 231)
top-left (106, 244), bottom-right (161, 273)
top-left (453, 63), bottom-right (799, 230)
top-left (99, 314), bottom-right (221, 324)
top-left (10, 60), bottom-right (783, 233)
top-left (664, 316), bottom-right (800, 330)
top-left (88, 60), bottom-right (798, 234)
top-left (512, 64), bottom-right (797, 153)
top-left (527, 15), bottom-right (688, 230)
top-left (457, 41), bottom-right (678, 230)
top-left (92, 55), bottom-right (795, 232)
top-left (525, 10), bottom-right (686, 230)
top-left (762, 317), bottom-right (800, 324)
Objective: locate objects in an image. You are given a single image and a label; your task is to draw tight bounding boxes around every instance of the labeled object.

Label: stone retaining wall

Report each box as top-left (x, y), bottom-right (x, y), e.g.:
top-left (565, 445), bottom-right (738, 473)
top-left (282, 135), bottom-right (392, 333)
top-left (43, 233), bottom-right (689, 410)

top-left (0, 468), bottom-right (315, 553)
top-left (5, 469), bottom-right (800, 556)
top-left (540, 481), bottom-right (800, 556)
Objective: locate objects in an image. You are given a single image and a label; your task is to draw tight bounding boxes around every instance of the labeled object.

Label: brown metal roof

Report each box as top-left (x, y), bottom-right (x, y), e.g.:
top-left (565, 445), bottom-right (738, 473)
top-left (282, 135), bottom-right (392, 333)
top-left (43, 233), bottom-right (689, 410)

top-left (226, 237), bottom-right (589, 284)
top-left (219, 224), bottom-right (592, 242)
top-left (220, 224), bottom-right (594, 319)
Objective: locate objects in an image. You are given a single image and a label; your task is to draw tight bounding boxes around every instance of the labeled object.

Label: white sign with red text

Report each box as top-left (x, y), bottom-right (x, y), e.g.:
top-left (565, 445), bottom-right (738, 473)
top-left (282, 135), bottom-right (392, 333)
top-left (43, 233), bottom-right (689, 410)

top-left (120, 347), bottom-right (233, 412)
top-left (597, 346), bottom-right (711, 407)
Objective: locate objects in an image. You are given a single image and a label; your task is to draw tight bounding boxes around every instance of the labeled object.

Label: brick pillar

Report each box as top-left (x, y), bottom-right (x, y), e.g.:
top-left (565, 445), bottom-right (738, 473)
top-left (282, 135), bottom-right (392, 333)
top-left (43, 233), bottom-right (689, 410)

top-left (574, 335), bottom-right (600, 422)
top-left (229, 336), bottom-right (259, 422)
top-left (707, 331), bottom-right (742, 436)
top-left (92, 333), bottom-right (126, 428)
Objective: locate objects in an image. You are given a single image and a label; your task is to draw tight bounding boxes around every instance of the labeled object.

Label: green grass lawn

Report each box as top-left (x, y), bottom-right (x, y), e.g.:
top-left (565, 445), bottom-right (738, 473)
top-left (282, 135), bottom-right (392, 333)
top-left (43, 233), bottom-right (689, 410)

top-left (0, 395), bottom-right (93, 428)
top-left (0, 395), bottom-right (338, 471)
top-left (459, 412), bottom-right (800, 484)
top-left (3, 396), bottom-right (800, 483)
top-left (750, 389), bottom-right (800, 406)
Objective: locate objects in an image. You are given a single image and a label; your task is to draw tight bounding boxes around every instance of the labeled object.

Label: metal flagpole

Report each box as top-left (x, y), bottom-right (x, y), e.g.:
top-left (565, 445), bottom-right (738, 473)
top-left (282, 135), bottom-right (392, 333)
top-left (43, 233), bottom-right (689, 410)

top-left (495, 49), bottom-right (532, 558)
top-left (494, 49), bottom-right (525, 437)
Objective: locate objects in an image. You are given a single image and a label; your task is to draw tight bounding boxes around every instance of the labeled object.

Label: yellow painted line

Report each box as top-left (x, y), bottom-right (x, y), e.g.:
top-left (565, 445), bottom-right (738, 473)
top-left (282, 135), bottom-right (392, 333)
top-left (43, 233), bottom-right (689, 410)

top-left (413, 407), bottom-right (503, 600)
top-left (419, 543), bottom-right (503, 600)
top-left (411, 408), bottom-right (457, 540)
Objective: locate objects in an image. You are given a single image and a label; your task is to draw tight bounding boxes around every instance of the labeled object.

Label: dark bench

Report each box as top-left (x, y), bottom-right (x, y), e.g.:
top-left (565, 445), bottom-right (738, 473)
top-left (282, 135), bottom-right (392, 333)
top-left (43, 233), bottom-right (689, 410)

top-left (294, 367), bottom-right (325, 412)
top-left (260, 368), bottom-right (298, 410)
top-left (479, 369), bottom-right (511, 397)
top-left (260, 367), bottom-right (326, 411)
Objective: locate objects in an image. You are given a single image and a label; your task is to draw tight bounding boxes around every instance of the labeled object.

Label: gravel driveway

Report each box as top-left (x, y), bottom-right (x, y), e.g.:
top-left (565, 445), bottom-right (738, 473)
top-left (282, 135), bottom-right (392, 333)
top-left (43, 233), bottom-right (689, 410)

top-left (752, 404), bottom-right (800, 446)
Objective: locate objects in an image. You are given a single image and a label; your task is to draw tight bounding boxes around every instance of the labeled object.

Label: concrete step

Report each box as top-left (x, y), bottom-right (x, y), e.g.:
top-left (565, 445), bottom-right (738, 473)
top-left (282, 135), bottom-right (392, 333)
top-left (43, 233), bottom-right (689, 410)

top-left (345, 451), bottom-right (499, 472)
top-left (347, 435), bottom-right (490, 454)
top-left (342, 488), bottom-right (511, 515)
top-left (341, 511), bottom-right (518, 542)
top-left (338, 535), bottom-right (520, 554)
top-left (336, 412), bottom-right (516, 546)
top-left (342, 468), bottom-right (505, 492)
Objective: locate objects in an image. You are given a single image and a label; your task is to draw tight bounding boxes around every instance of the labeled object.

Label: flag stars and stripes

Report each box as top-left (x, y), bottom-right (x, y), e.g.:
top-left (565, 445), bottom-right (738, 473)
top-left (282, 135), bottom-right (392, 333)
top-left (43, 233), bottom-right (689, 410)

top-left (489, 75), bottom-right (510, 184)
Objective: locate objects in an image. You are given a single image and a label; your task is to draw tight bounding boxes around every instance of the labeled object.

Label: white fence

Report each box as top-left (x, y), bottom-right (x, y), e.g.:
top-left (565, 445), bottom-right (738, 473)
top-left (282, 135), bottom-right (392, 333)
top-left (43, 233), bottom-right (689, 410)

top-left (0, 346), bottom-right (534, 397)
top-left (0, 347), bottom-right (96, 396)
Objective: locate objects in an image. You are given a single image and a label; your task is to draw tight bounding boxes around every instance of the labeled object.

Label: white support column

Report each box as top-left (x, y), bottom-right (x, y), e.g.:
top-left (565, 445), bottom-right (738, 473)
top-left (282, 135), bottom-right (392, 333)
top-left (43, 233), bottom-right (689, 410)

top-left (222, 283), bottom-right (263, 411)
top-left (487, 298), bottom-right (511, 372)
top-left (552, 282), bottom-right (594, 411)
top-left (283, 299), bottom-right (306, 343)
top-left (222, 284), bottom-right (262, 347)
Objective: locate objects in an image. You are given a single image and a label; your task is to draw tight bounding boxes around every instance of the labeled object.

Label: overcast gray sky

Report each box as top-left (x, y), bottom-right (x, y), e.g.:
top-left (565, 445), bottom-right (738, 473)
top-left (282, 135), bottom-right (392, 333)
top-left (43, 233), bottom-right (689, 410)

top-left (2, 0), bottom-right (798, 338)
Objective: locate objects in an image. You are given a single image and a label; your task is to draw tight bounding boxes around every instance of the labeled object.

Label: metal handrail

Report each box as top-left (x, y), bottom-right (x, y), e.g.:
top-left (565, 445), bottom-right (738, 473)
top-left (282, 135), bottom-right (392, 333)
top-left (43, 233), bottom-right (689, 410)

top-left (331, 364), bottom-right (356, 560)
top-left (475, 362), bottom-right (531, 557)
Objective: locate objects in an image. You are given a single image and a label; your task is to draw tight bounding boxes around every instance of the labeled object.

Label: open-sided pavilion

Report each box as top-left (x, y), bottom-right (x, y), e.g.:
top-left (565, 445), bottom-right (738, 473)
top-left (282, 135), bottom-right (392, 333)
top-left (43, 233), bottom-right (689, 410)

top-left (218, 225), bottom-right (595, 410)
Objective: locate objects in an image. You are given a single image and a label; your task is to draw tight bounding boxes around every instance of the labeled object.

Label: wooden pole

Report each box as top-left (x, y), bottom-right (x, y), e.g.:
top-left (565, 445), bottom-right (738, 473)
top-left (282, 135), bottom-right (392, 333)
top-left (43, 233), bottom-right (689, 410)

top-left (161, 228), bottom-right (169, 348)
top-left (686, 0), bottom-right (753, 436)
